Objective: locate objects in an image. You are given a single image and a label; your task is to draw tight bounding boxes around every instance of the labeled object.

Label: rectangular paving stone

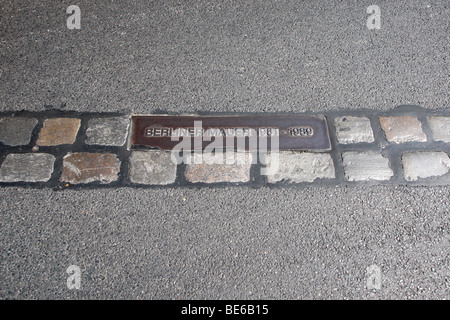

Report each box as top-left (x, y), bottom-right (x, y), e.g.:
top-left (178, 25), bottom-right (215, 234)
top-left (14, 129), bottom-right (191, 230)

top-left (61, 152), bottom-right (121, 184)
top-left (334, 116), bottom-right (374, 144)
top-left (184, 152), bottom-right (252, 183)
top-left (0, 117), bottom-right (38, 146)
top-left (426, 116), bottom-right (450, 143)
top-left (129, 150), bottom-right (177, 185)
top-left (86, 117), bottom-right (130, 146)
top-left (37, 118), bottom-right (81, 146)
top-left (402, 151), bottom-right (450, 181)
top-left (265, 152), bottom-right (335, 183)
top-left (342, 151), bottom-right (393, 181)
top-left (0, 153), bottom-right (55, 182)
top-left (379, 115), bottom-right (427, 143)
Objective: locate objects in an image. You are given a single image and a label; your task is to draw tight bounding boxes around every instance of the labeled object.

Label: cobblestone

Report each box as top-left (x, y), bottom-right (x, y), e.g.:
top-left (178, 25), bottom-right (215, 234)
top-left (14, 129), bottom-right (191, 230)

top-left (37, 118), bottom-right (81, 146)
top-left (265, 152), bottom-right (335, 183)
top-left (129, 150), bottom-right (177, 185)
top-left (342, 152), bottom-right (393, 181)
top-left (0, 153), bottom-right (55, 182)
top-left (427, 116), bottom-right (450, 143)
top-left (61, 152), bottom-right (121, 184)
top-left (0, 118), bottom-right (38, 146)
top-left (402, 151), bottom-right (450, 181)
top-left (379, 116), bottom-right (427, 143)
top-left (184, 152), bottom-right (252, 183)
top-left (86, 117), bottom-right (130, 146)
top-left (334, 116), bottom-right (374, 144)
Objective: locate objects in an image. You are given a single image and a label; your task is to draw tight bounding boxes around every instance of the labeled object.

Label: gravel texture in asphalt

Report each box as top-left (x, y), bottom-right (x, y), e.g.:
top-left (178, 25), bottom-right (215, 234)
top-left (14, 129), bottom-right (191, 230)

top-left (1, 186), bottom-right (449, 299)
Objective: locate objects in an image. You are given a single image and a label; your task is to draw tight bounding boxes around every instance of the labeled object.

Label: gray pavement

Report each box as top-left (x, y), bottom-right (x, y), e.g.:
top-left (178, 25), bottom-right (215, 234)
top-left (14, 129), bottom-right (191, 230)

top-left (1, 186), bottom-right (449, 299)
top-left (1, 0), bottom-right (448, 113)
top-left (0, 0), bottom-right (449, 299)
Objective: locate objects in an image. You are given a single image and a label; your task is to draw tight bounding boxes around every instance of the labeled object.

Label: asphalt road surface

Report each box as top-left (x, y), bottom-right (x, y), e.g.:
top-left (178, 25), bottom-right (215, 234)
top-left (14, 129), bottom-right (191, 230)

top-left (1, 1), bottom-right (449, 299)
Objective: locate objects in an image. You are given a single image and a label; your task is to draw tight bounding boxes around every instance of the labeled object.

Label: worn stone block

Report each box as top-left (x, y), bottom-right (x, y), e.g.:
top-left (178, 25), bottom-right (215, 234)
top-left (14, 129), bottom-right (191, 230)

top-left (129, 150), bottom-right (177, 185)
top-left (61, 152), bottom-right (121, 184)
top-left (379, 116), bottom-right (426, 143)
top-left (342, 152), bottom-right (393, 181)
top-left (427, 116), bottom-right (450, 143)
top-left (37, 118), bottom-right (81, 146)
top-left (0, 117), bottom-right (38, 146)
top-left (184, 152), bottom-right (252, 183)
top-left (86, 117), bottom-right (130, 146)
top-left (402, 151), bottom-right (450, 181)
top-left (265, 152), bottom-right (335, 183)
top-left (334, 116), bottom-right (374, 144)
top-left (0, 153), bottom-right (55, 182)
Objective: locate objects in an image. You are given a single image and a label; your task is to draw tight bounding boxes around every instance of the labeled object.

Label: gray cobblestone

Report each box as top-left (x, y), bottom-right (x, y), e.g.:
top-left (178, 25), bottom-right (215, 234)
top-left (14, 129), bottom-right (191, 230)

top-left (342, 152), bottom-right (393, 181)
top-left (427, 116), bottom-right (450, 143)
top-left (402, 151), bottom-right (450, 181)
top-left (0, 153), bottom-right (55, 182)
top-left (265, 152), bottom-right (335, 183)
top-left (334, 116), bottom-right (374, 144)
top-left (86, 117), bottom-right (130, 146)
top-left (0, 118), bottom-right (38, 146)
top-left (129, 150), bottom-right (177, 185)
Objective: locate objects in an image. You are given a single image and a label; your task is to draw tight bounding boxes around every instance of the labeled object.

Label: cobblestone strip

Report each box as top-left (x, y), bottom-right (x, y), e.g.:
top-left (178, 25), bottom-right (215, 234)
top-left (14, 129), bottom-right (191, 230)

top-left (0, 106), bottom-right (448, 188)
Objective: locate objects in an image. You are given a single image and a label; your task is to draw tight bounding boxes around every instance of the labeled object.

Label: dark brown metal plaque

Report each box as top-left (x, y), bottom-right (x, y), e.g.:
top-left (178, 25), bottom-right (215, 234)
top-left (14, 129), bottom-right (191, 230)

top-left (130, 114), bottom-right (331, 151)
